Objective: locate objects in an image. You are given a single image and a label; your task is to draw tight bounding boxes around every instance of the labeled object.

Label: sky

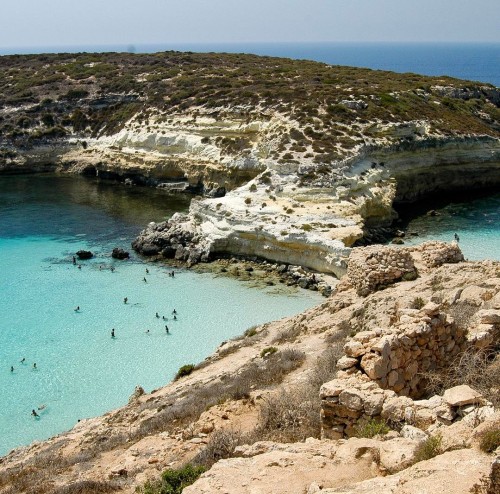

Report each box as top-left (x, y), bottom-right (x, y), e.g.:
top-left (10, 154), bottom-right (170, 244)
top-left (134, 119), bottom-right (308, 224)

top-left (0, 0), bottom-right (499, 51)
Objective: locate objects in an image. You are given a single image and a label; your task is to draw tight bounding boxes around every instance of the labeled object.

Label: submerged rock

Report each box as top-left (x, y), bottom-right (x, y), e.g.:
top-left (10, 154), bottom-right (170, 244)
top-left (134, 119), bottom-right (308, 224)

top-left (111, 247), bottom-right (130, 260)
top-left (76, 250), bottom-right (93, 260)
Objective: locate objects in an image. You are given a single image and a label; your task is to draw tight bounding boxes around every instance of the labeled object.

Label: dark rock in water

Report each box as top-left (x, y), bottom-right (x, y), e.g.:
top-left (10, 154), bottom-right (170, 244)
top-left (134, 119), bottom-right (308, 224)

top-left (298, 277), bottom-right (310, 289)
top-left (112, 247), bottom-right (130, 259)
top-left (266, 281), bottom-right (275, 286)
top-left (391, 237), bottom-right (405, 244)
top-left (426, 210), bottom-right (440, 217)
top-left (76, 250), bottom-right (93, 260)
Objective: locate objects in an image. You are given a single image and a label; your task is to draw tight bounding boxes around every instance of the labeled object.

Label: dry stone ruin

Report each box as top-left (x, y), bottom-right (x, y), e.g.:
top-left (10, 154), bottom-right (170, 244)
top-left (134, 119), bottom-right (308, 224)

top-left (321, 242), bottom-right (498, 439)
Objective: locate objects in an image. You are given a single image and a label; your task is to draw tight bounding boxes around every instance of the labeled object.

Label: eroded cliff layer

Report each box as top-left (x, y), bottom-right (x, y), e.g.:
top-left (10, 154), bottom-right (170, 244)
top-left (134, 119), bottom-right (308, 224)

top-left (1, 52), bottom-right (499, 270)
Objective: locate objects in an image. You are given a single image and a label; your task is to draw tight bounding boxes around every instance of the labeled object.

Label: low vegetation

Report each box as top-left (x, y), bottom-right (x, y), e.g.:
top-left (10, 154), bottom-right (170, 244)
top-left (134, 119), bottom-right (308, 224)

top-left (354, 418), bottom-right (391, 438)
top-left (139, 464), bottom-right (206, 494)
top-left (413, 435), bottom-right (443, 463)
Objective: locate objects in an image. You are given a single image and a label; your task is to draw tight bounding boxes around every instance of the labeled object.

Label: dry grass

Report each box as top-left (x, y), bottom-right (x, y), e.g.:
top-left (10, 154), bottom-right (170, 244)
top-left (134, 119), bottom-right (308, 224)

top-left (420, 347), bottom-right (500, 407)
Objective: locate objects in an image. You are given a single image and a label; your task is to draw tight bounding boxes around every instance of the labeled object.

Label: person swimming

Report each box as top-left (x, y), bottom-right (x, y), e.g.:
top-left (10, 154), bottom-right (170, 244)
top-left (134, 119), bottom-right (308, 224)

top-left (454, 233), bottom-right (460, 242)
top-left (72, 256), bottom-right (76, 265)
top-left (173, 315), bottom-right (177, 321)
top-left (78, 265), bottom-right (82, 270)
top-left (110, 266), bottom-right (115, 272)
top-left (10, 366), bottom-right (14, 372)
top-left (20, 357), bottom-right (25, 364)
top-left (165, 325), bottom-right (169, 333)
top-left (156, 312), bottom-right (160, 318)
top-left (146, 268), bottom-right (149, 274)
top-left (33, 363), bottom-right (37, 369)
top-left (143, 277), bottom-right (147, 283)
top-left (37, 404), bottom-right (46, 411)
top-left (124, 297), bottom-right (128, 304)
top-left (74, 306), bottom-right (80, 312)
top-left (31, 409), bottom-right (39, 418)
top-left (162, 316), bottom-right (167, 321)
top-left (111, 328), bottom-right (115, 338)
top-left (172, 309), bottom-right (177, 314)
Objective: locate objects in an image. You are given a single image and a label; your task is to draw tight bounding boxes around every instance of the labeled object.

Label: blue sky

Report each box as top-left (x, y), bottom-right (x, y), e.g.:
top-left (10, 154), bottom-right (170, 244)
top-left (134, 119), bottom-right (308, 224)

top-left (1, 0), bottom-right (499, 50)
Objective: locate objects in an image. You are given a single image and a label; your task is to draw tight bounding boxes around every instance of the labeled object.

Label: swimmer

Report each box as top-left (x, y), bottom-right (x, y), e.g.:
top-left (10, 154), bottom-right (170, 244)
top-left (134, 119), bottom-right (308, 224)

top-left (173, 315), bottom-right (177, 321)
top-left (31, 409), bottom-right (39, 418)
top-left (33, 363), bottom-right (37, 369)
top-left (172, 309), bottom-right (177, 315)
top-left (124, 297), bottom-right (128, 304)
top-left (72, 256), bottom-right (76, 265)
top-left (37, 404), bottom-right (46, 411)
top-left (162, 316), bottom-right (167, 321)
top-left (155, 312), bottom-right (160, 318)
top-left (145, 329), bottom-right (150, 334)
top-left (454, 233), bottom-right (460, 242)
top-left (78, 265), bottom-right (82, 270)
top-left (74, 306), bottom-right (80, 312)
top-left (171, 271), bottom-right (175, 277)
top-left (20, 357), bottom-right (25, 364)
top-left (165, 325), bottom-right (169, 334)
top-left (143, 277), bottom-right (147, 283)
top-left (146, 268), bottom-right (149, 274)
top-left (111, 266), bottom-right (115, 272)
top-left (99, 265), bottom-right (102, 270)
top-left (111, 328), bottom-right (115, 338)
top-left (10, 366), bottom-right (14, 372)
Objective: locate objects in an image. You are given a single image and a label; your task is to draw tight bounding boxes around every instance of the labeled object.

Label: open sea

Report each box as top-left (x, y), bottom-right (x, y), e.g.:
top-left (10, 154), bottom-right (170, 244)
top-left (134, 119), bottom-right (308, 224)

top-left (0, 42), bottom-right (499, 456)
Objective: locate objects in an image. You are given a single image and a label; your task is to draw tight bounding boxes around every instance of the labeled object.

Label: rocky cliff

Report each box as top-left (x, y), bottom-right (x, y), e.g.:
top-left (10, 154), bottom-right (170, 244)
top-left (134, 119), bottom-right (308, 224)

top-left (1, 52), bottom-right (500, 272)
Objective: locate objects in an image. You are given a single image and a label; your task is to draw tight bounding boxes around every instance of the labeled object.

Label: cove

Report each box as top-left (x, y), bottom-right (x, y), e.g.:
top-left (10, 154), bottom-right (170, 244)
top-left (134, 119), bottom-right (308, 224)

top-left (398, 192), bottom-right (500, 261)
top-left (0, 175), bottom-right (323, 456)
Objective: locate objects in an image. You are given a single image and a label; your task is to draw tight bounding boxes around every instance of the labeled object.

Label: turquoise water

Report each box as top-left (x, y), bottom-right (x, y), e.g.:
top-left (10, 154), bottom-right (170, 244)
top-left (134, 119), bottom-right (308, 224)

top-left (0, 175), bottom-right (322, 456)
top-left (401, 193), bottom-right (500, 260)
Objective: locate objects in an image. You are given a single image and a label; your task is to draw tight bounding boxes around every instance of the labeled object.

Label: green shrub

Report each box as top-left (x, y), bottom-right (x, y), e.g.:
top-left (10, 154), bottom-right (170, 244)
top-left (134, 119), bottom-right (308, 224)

top-left (478, 426), bottom-right (500, 453)
top-left (244, 326), bottom-right (258, 338)
top-left (141, 464), bottom-right (206, 494)
top-left (414, 435), bottom-right (442, 463)
top-left (174, 364), bottom-right (195, 380)
top-left (354, 418), bottom-right (390, 438)
top-left (410, 297), bottom-right (426, 309)
top-left (260, 346), bottom-right (278, 358)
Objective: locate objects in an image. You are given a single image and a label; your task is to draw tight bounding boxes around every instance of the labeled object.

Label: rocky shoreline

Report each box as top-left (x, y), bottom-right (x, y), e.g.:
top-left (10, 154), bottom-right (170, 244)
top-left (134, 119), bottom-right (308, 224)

top-left (0, 242), bottom-right (498, 494)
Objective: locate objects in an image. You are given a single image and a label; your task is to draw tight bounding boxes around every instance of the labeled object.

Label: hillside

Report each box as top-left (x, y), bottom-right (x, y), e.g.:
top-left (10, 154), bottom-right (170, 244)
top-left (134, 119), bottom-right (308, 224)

top-left (0, 243), bottom-right (498, 493)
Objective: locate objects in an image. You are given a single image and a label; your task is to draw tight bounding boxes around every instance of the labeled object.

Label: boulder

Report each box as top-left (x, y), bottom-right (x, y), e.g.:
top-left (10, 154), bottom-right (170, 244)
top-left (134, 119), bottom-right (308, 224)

top-left (111, 247), bottom-right (130, 259)
top-left (76, 250), bottom-right (93, 260)
top-left (442, 385), bottom-right (483, 407)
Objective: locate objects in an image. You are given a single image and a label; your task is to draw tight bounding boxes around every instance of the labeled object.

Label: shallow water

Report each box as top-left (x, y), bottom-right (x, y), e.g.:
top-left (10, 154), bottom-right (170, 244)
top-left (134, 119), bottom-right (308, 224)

top-left (401, 193), bottom-right (500, 260)
top-left (0, 175), bottom-right (322, 456)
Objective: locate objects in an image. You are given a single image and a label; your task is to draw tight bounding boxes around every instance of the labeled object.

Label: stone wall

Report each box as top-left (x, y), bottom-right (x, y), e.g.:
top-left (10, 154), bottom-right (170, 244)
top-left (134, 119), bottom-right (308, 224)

top-left (341, 242), bottom-right (464, 296)
top-left (320, 301), bottom-right (499, 439)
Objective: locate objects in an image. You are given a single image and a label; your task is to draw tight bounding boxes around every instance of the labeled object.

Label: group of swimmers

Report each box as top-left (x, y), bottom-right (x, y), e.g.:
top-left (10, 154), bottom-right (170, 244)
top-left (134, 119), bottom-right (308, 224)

top-left (10, 359), bottom-right (37, 373)
top-left (111, 308), bottom-right (178, 338)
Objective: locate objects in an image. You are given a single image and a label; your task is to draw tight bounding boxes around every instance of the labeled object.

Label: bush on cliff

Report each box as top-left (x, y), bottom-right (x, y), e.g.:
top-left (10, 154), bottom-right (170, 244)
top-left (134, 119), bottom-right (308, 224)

top-left (174, 364), bottom-right (195, 380)
top-left (140, 464), bottom-right (206, 494)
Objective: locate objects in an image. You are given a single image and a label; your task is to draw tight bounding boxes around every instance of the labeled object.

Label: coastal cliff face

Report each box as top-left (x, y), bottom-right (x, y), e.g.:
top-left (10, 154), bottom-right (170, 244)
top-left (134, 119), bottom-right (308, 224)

top-left (0, 245), bottom-right (498, 494)
top-left (1, 52), bottom-right (500, 271)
